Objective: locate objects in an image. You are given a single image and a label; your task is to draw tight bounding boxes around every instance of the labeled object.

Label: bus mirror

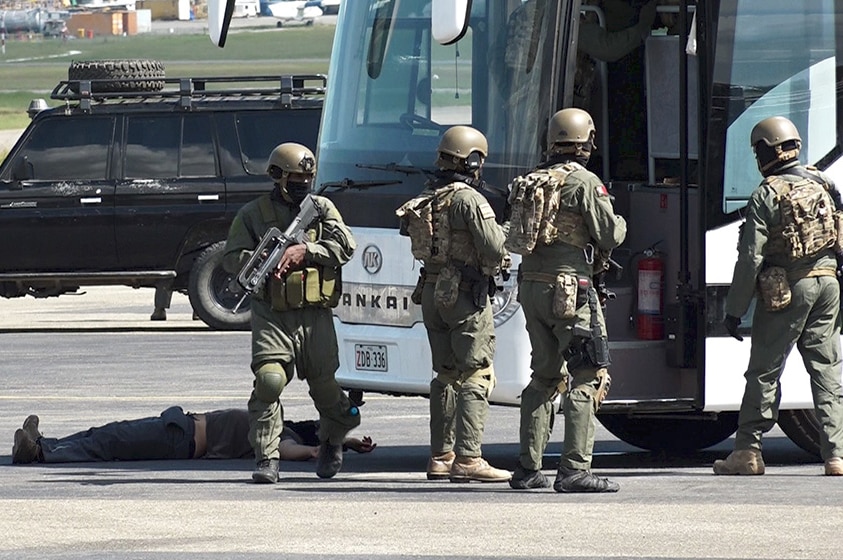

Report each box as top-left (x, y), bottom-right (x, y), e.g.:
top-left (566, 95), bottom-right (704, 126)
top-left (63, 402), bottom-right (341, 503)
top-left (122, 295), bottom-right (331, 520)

top-left (208, 0), bottom-right (236, 47)
top-left (431, 0), bottom-right (470, 45)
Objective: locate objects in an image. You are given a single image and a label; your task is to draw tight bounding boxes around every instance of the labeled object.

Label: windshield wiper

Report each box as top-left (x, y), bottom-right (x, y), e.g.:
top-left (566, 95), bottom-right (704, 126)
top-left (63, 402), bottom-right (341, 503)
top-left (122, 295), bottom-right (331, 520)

top-left (355, 162), bottom-right (436, 177)
top-left (317, 178), bottom-right (402, 194)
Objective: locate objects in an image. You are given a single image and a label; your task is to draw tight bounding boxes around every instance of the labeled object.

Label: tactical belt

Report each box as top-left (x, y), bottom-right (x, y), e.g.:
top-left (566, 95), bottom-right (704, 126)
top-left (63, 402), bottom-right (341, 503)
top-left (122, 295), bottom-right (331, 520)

top-left (520, 271), bottom-right (560, 283)
top-left (423, 271), bottom-right (474, 292)
top-left (790, 267), bottom-right (837, 280)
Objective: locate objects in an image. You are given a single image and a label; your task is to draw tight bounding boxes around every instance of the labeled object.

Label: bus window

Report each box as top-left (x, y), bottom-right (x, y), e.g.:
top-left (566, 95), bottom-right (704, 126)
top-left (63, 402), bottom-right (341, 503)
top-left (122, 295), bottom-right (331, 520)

top-left (717, 1), bottom-right (838, 214)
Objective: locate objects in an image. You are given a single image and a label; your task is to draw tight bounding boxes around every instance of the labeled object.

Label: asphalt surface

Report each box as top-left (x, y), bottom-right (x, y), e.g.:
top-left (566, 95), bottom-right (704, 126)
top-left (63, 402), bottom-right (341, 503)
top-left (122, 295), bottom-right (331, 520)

top-left (2, 286), bottom-right (843, 559)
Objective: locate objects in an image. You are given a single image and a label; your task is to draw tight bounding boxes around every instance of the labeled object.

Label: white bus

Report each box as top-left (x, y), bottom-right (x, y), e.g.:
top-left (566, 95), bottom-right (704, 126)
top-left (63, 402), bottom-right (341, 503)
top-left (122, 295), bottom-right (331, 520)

top-left (211, 0), bottom-right (843, 456)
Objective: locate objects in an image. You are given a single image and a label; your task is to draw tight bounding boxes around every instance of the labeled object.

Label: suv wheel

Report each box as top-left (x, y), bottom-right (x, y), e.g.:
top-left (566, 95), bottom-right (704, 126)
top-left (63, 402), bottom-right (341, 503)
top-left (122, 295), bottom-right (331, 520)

top-left (68, 59), bottom-right (166, 93)
top-left (188, 242), bottom-right (251, 331)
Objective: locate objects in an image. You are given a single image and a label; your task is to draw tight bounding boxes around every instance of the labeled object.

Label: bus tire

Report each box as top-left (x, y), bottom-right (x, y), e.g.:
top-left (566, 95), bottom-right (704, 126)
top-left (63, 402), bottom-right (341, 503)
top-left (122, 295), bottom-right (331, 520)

top-left (777, 409), bottom-right (821, 458)
top-left (188, 242), bottom-right (251, 331)
top-left (597, 412), bottom-right (739, 453)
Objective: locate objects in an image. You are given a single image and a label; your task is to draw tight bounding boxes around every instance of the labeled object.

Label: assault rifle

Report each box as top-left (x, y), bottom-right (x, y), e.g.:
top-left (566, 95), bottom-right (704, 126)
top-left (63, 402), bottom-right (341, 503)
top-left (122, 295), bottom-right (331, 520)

top-left (231, 194), bottom-right (321, 313)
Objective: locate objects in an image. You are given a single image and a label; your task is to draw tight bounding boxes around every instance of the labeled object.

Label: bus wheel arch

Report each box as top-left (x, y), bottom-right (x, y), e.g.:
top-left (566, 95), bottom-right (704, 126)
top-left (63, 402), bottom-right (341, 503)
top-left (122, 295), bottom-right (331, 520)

top-left (597, 412), bottom-right (739, 453)
top-left (777, 409), bottom-right (821, 458)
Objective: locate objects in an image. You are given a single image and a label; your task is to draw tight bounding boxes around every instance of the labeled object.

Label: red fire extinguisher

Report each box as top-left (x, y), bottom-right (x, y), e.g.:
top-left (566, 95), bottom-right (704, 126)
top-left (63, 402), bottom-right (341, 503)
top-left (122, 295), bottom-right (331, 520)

top-left (637, 248), bottom-right (664, 340)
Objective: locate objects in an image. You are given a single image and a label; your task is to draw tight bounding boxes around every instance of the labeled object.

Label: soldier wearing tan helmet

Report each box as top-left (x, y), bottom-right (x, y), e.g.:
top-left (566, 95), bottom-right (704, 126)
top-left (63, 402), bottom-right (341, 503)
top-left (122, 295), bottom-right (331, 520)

top-left (222, 142), bottom-right (361, 484)
top-left (505, 108), bottom-right (626, 493)
top-left (716, 116), bottom-right (843, 477)
top-left (396, 125), bottom-right (511, 483)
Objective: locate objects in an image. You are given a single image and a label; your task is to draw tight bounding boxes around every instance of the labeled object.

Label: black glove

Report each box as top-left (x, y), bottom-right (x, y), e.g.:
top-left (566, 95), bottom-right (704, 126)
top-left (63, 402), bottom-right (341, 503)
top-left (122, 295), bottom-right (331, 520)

top-left (723, 315), bottom-right (743, 342)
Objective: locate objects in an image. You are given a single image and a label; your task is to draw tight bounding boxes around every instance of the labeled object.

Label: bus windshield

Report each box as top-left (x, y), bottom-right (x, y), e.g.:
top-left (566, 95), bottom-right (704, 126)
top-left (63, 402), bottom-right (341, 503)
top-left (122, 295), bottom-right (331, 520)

top-left (316, 0), bottom-right (562, 218)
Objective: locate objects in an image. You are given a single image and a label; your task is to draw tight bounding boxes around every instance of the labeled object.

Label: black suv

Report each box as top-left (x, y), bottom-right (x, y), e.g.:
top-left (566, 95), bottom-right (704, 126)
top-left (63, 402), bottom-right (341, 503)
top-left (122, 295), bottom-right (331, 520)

top-left (0, 60), bottom-right (324, 330)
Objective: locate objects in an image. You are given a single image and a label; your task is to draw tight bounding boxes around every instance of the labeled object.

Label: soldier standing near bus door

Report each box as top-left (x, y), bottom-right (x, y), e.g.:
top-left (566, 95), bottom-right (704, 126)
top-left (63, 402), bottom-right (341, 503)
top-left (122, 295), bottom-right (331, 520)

top-left (506, 108), bottom-right (626, 492)
top-left (396, 126), bottom-right (512, 483)
top-left (716, 116), bottom-right (843, 476)
top-left (223, 142), bottom-right (361, 484)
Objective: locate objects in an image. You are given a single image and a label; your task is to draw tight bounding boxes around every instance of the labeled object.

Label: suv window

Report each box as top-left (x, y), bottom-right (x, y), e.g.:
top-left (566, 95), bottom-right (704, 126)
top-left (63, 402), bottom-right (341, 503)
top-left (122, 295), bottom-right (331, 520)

top-left (7, 117), bottom-right (113, 181)
top-left (236, 111), bottom-right (321, 175)
top-left (125, 114), bottom-right (217, 178)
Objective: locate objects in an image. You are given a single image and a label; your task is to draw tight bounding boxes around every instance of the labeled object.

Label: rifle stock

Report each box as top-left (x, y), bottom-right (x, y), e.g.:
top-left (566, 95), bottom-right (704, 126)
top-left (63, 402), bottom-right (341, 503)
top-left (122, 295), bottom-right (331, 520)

top-left (231, 194), bottom-right (321, 313)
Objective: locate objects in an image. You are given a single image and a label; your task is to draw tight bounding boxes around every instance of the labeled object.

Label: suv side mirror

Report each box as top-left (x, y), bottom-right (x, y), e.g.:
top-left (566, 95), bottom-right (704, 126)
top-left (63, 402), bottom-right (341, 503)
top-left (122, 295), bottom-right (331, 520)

top-left (11, 156), bottom-right (33, 184)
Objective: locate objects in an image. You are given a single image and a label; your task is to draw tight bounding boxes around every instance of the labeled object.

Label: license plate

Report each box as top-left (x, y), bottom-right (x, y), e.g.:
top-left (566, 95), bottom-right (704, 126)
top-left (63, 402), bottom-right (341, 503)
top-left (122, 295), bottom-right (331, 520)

top-left (354, 344), bottom-right (388, 372)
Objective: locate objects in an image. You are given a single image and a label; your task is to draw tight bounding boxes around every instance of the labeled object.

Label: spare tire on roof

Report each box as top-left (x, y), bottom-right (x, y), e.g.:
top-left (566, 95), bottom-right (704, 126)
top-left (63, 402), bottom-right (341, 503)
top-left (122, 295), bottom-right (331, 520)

top-left (68, 59), bottom-right (166, 93)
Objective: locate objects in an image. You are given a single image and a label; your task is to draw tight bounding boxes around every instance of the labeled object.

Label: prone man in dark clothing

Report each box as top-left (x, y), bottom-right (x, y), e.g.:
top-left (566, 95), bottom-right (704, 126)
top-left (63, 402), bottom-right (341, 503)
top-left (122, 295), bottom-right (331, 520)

top-left (11, 407), bottom-right (375, 464)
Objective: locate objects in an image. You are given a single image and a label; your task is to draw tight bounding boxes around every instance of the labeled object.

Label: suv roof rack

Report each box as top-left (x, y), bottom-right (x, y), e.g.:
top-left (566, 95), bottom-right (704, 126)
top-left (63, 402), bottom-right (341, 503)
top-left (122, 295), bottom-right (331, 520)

top-left (50, 74), bottom-right (327, 112)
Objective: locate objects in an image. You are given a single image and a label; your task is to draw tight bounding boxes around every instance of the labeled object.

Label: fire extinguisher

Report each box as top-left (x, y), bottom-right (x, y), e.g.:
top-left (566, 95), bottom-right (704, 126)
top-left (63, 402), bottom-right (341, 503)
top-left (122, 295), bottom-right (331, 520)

top-left (636, 247), bottom-right (665, 340)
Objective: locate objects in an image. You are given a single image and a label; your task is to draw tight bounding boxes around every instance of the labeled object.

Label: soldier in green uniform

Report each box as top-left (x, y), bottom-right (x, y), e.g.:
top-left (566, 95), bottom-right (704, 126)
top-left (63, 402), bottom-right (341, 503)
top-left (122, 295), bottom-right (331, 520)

top-left (715, 116), bottom-right (843, 476)
top-left (506, 108), bottom-right (626, 492)
top-left (396, 126), bottom-right (511, 483)
top-left (223, 142), bottom-right (360, 484)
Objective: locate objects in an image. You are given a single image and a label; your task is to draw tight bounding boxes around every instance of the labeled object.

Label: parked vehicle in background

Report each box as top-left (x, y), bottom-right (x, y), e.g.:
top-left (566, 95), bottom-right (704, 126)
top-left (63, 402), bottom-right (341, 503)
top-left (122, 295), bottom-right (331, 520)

top-left (0, 61), bottom-right (324, 331)
top-left (264, 0), bottom-right (322, 26)
top-left (304, 0), bottom-right (340, 16)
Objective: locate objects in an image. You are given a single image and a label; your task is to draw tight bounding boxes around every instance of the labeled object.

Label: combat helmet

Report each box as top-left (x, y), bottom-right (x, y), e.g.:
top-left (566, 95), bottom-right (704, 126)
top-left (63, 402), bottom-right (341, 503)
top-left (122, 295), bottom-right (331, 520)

top-left (547, 108), bottom-right (596, 156)
top-left (436, 125), bottom-right (488, 173)
top-left (750, 116), bottom-right (801, 174)
top-left (267, 143), bottom-right (317, 179)
top-left (266, 142), bottom-right (316, 203)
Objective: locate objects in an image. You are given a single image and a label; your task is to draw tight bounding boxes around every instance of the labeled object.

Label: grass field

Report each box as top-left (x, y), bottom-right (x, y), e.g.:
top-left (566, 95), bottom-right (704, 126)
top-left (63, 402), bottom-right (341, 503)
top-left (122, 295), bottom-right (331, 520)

top-left (0, 25), bottom-right (334, 130)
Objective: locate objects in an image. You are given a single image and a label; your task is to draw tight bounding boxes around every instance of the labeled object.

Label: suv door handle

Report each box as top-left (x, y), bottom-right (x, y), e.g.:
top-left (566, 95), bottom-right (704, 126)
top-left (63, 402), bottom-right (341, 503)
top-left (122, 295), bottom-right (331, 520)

top-left (197, 194), bottom-right (220, 202)
top-left (80, 197), bottom-right (102, 204)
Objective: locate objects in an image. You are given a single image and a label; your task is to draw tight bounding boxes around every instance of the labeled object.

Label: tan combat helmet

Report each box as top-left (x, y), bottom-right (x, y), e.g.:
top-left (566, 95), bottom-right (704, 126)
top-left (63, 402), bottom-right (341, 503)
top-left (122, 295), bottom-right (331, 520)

top-left (547, 108), bottom-right (596, 157)
top-left (436, 125), bottom-right (488, 173)
top-left (266, 142), bottom-right (317, 182)
top-left (750, 116), bottom-right (801, 173)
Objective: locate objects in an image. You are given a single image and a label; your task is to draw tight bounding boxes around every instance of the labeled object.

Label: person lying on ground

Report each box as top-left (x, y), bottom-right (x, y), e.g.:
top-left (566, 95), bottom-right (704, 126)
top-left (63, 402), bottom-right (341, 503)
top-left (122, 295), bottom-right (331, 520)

top-left (11, 407), bottom-right (375, 464)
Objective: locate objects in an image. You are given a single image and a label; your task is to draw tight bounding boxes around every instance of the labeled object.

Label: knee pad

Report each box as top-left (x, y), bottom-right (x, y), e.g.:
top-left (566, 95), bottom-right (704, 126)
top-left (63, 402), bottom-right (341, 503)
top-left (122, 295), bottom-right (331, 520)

top-left (464, 366), bottom-right (496, 397)
top-left (253, 362), bottom-right (287, 404)
top-left (593, 368), bottom-right (611, 412)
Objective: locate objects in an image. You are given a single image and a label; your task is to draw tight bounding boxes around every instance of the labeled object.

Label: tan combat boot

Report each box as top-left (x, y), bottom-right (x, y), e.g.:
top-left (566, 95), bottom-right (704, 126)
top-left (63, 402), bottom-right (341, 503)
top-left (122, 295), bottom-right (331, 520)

top-left (712, 449), bottom-right (765, 475)
top-left (449, 456), bottom-right (512, 483)
top-left (825, 457), bottom-right (843, 476)
top-left (22, 415), bottom-right (42, 441)
top-left (426, 451), bottom-right (455, 480)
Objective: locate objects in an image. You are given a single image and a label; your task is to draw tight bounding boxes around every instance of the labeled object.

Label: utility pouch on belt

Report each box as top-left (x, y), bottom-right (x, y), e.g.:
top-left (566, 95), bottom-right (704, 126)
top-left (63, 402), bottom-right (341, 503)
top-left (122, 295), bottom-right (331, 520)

top-left (434, 265), bottom-right (462, 309)
top-left (552, 273), bottom-right (579, 319)
top-left (758, 266), bottom-right (791, 311)
top-left (271, 267), bottom-right (337, 311)
top-left (411, 268), bottom-right (426, 305)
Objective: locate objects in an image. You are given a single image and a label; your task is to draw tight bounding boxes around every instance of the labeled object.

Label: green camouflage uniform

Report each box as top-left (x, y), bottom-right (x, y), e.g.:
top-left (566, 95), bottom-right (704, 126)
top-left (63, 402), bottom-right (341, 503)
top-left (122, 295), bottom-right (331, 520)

top-left (725, 163), bottom-right (843, 460)
top-left (403, 182), bottom-right (506, 458)
top-left (516, 161), bottom-right (626, 472)
top-left (223, 189), bottom-right (359, 463)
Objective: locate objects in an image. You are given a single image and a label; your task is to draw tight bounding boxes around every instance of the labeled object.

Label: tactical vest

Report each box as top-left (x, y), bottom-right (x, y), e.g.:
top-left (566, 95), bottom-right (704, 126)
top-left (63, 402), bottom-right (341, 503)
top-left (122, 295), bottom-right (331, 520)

top-left (505, 162), bottom-right (591, 255)
top-left (764, 175), bottom-right (837, 260)
top-left (396, 183), bottom-right (486, 268)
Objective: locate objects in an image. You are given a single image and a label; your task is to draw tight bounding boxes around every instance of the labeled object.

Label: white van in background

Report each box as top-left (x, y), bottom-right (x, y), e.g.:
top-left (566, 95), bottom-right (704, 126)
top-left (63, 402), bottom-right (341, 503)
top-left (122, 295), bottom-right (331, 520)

top-left (232, 0), bottom-right (259, 18)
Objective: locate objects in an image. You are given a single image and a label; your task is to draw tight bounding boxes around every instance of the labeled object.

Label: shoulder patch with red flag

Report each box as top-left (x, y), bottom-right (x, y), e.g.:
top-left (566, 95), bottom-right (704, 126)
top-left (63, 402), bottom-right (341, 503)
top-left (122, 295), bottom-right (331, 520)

top-left (596, 184), bottom-right (610, 197)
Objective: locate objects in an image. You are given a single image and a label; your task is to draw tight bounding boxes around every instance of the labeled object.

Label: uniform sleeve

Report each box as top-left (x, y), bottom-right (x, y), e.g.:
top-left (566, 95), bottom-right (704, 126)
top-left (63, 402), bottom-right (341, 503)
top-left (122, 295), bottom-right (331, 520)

top-left (303, 197), bottom-right (356, 267)
top-left (222, 208), bottom-right (259, 274)
top-left (724, 188), bottom-right (771, 317)
top-left (578, 21), bottom-right (647, 63)
top-left (579, 175), bottom-right (627, 251)
top-left (452, 190), bottom-right (506, 265)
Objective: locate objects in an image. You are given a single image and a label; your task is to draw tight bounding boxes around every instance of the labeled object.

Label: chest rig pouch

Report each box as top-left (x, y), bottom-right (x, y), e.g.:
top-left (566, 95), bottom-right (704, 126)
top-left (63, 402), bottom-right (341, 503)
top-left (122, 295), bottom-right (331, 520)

top-left (267, 225), bottom-right (342, 312)
top-left (396, 184), bottom-right (471, 264)
top-left (766, 176), bottom-right (837, 260)
top-left (505, 163), bottom-right (587, 255)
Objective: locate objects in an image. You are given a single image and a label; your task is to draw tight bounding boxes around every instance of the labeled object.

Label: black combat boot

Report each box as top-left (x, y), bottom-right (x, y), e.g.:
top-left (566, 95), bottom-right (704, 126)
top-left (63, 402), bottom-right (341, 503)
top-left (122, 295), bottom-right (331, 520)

top-left (316, 441), bottom-right (343, 479)
top-left (553, 466), bottom-right (619, 493)
top-left (252, 458), bottom-right (280, 484)
top-left (12, 429), bottom-right (40, 464)
top-left (509, 464), bottom-right (550, 489)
